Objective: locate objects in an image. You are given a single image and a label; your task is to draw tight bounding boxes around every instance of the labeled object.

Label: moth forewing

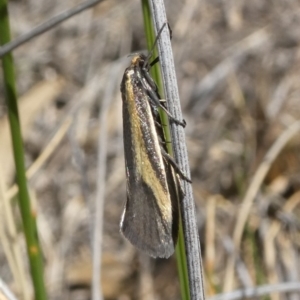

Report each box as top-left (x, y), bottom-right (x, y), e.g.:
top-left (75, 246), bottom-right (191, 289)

top-left (120, 59), bottom-right (177, 258)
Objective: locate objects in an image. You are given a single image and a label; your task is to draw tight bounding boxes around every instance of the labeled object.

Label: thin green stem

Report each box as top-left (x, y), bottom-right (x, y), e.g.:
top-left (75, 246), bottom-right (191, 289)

top-left (176, 221), bottom-right (191, 300)
top-left (0, 1), bottom-right (47, 299)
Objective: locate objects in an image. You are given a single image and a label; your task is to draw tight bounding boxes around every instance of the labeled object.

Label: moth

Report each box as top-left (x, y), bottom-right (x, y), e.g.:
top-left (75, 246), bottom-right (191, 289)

top-left (120, 24), bottom-right (191, 258)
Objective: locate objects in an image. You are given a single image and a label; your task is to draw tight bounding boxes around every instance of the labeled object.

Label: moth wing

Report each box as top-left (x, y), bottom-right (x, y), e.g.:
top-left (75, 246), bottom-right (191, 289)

top-left (120, 177), bottom-right (176, 258)
top-left (120, 72), bottom-right (177, 258)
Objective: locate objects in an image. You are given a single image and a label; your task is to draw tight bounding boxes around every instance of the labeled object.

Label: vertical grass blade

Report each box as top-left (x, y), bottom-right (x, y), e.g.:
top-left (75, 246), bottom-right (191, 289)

top-left (0, 1), bottom-right (48, 299)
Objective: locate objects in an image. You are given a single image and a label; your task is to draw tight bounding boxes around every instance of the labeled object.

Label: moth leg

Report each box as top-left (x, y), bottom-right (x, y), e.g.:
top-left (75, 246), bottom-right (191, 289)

top-left (142, 69), bottom-right (159, 92)
top-left (167, 22), bottom-right (173, 40)
top-left (155, 120), bottom-right (163, 129)
top-left (150, 56), bottom-right (159, 68)
top-left (160, 147), bottom-right (192, 183)
top-left (155, 98), bottom-right (186, 126)
top-left (140, 79), bottom-right (186, 127)
top-left (175, 174), bottom-right (185, 199)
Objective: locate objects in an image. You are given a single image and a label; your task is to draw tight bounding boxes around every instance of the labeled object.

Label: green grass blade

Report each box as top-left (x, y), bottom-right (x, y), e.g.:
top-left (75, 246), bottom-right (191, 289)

top-left (0, 1), bottom-right (48, 299)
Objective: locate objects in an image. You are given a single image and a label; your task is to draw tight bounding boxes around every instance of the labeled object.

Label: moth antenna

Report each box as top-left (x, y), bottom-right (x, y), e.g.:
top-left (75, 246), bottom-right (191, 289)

top-left (143, 22), bottom-right (167, 69)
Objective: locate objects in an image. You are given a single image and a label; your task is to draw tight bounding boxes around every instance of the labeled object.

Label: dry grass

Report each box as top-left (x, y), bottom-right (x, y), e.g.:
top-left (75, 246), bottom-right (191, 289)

top-left (0, 0), bottom-right (300, 299)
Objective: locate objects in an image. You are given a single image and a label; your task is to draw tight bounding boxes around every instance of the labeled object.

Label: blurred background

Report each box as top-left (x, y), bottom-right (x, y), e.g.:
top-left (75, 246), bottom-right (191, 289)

top-left (0, 0), bottom-right (300, 299)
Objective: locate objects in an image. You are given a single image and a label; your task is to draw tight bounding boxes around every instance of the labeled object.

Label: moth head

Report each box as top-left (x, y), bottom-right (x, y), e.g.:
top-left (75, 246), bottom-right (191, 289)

top-left (130, 54), bottom-right (148, 68)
